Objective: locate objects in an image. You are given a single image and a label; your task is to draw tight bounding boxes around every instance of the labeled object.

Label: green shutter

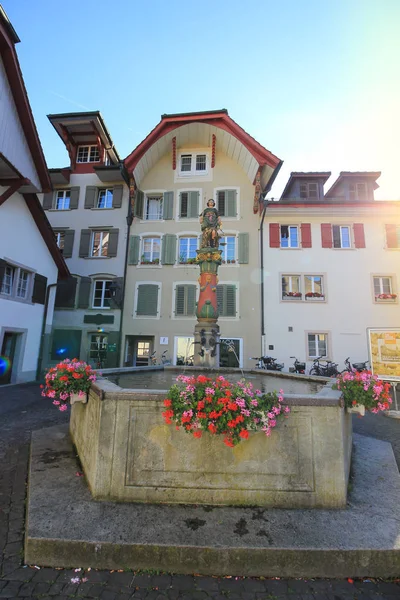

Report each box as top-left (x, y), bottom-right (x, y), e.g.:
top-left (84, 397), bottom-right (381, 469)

top-left (187, 285), bottom-right (196, 315)
top-left (225, 190), bottom-right (237, 217)
top-left (188, 191), bottom-right (199, 218)
top-left (175, 285), bottom-right (185, 315)
top-left (69, 187), bottom-right (80, 209)
top-left (161, 234), bottom-right (177, 265)
top-left (55, 277), bottom-right (77, 308)
top-left (84, 186), bottom-right (97, 209)
top-left (104, 330), bottom-right (120, 369)
top-left (134, 190), bottom-right (144, 218)
top-left (163, 191), bottom-right (174, 220)
top-left (175, 285), bottom-right (196, 316)
top-left (43, 192), bottom-right (53, 210)
top-left (217, 284), bottom-right (236, 317)
top-left (136, 284), bottom-right (158, 316)
top-left (63, 230), bottom-right (75, 258)
top-left (77, 277), bottom-right (92, 309)
top-left (238, 232), bottom-right (249, 263)
top-left (112, 185), bottom-right (123, 208)
top-left (32, 274), bottom-right (47, 304)
top-left (79, 229), bottom-right (91, 257)
top-left (128, 235), bottom-right (140, 265)
top-left (107, 229), bottom-right (119, 257)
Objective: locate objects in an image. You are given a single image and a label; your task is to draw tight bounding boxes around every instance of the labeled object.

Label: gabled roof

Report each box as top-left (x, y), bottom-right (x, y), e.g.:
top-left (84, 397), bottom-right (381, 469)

top-left (325, 171), bottom-right (381, 197)
top-left (281, 171), bottom-right (331, 198)
top-left (124, 109), bottom-right (281, 175)
top-left (0, 6), bottom-right (51, 192)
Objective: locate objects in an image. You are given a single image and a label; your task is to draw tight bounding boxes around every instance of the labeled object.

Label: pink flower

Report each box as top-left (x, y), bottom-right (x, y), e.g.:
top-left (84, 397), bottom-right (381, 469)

top-left (59, 404), bottom-right (68, 412)
top-left (52, 400), bottom-right (61, 406)
top-left (284, 406), bottom-right (290, 413)
top-left (205, 387), bottom-right (215, 395)
top-left (251, 399), bottom-right (258, 407)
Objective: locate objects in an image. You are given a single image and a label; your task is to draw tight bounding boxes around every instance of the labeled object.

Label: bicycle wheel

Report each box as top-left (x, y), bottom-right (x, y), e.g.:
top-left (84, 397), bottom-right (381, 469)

top-left (309, 367), bottom-right (319, 376)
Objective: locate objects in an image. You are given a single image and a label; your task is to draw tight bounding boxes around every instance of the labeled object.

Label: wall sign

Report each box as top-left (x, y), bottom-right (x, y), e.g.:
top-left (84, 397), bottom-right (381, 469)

top-left (160, 337), bottom-right (168, 345)
top-left (368, 328), bottom-right (400, 381)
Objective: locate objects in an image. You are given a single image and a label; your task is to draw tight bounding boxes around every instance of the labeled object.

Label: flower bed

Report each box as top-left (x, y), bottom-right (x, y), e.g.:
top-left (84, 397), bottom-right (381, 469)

top-left (41, 358), bottom-right (98, 411)
top-left (162, 374), bottom-right (289, 446)
top-left (333, 370), bottom-right (392, 413)
top-left (375, 293), bottom-right (397, 300)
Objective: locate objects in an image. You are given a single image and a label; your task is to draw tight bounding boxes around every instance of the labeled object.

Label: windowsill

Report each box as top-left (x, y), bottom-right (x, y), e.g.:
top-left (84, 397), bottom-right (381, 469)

top-left (90, 307), bottom-right (111, 311)
top-left (176, 217), bottom-right (198, 222)
top-left (172, 315), bottom-right (196, 320)
top-left (279, 247), bottom-right (302, 250)
top-left (48, 208), bottom-right (72, 212)
top-left (140, 219), bottom-right (165, 223)
top-left (178, 171), bottom-right (209, 178)
top-left (137, 264), bottom-right (162, 268)
top-left (0, 293), bottom-right (32, 305)
top-left (385, 247), bottom-right (400, 251)
top-left (331, 247), bottom-right (355, 250)
top-left (305, 296), bottom-right (326, 302)
top-left (220, 262), bottom-right (239, 267)
top-left (134, 315), bottom-right (160, 319)
top-left (85, 256), bottom-right (111, 259)
top-left (374, 299), bottom-right (398, 304)
top-left (91, 207), bottom-right (115, 211)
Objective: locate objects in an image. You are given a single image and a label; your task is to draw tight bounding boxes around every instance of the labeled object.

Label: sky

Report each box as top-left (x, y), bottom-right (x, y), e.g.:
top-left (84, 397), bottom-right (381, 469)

top-left (3, 0), bottom-right (400, 199)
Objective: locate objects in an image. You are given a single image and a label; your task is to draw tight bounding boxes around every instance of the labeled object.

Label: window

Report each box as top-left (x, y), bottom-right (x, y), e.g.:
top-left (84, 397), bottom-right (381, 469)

top-left (179, 152), bottom-right (208, 176)
top-left (91, 231), bottom-right (109, 257)
top-left (16, 270), bottom-right (29, 299)
top-left (332, 225), bottom-right (351, 248)
top-left (55, 190), bottom-right (70, 210)
top-left (141, 237), bottom-right (161, 264)
top-left (216, 189), bottom-right (237, 217)
top-left (175, 284), bottom-right (196, 316)
top-left (280, 225), bottom-right (299, 248)
top-left (97, 188), bottom-right (113, 209)
top-left (135, 283), bottom-right (160, 317)
top-left (93, 280), bottom-right (112, 308)
top-left (304, 275), bottom-right (324, 299)
top-left (1, 265), bottom-right (14, 295)
top-left (220, 338), bottom-right (241, 368)
top-left (89, 334), bottom-right (108, 361)
top-left (77, 145), bottom-right (100, 163)
top-left (308, 333), bottom-right (328, 358)
top-left (179, 191), bottom-right (199, 218)
top-left (350, 183), bottom-right (367, 201)
top-left (55, 232), bottom-right (65, 252)
top-left (373, 276), bottom-right (396, 301)
top-left (300, 182), bottom-right (318, 199)
top-left (385, 225), bottom-right (400, 249)
top-left (178, 237), bottom-right (197, 263)
top-left (145, 195), bottom-right (163, 220)
top-left (281, 275), bottom-right (301, 299)
top-left (217, 284), bottom-right (237, 317)
top-left (220, 236), bottom-right (236, 263)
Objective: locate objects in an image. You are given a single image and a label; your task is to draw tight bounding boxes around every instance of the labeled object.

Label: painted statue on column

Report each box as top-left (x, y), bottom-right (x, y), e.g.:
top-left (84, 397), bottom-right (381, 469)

top-left (199, 199), bottom-right (222, 249)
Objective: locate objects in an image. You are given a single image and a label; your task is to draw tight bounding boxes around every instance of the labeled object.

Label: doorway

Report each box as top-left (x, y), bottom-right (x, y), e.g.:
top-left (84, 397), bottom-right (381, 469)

top-left (0, 332), bottom-right (18, 385)
top-left (124, 336), bottom-right (154, 367)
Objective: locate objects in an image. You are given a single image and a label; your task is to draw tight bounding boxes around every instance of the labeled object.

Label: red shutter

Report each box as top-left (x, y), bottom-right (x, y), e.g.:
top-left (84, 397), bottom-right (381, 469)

top-left (353, 223), bottom-right (366, 248)
top-left (385, 224), bottom-right (398, 248)
top-left (269, 223), bottom-right (280, 248)
top-left (321, 223), bottom-right (332, 248)
top-left (301, 223), bottom-right (312, 248)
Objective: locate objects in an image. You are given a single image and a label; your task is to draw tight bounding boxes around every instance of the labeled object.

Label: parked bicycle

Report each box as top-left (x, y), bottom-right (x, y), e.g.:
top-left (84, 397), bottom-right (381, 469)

top-left (160, 350), bottom-right (171, 365)
top-left (342, 357), bottom-right (369, 373)
top-left (251, 356), bottom-right (284, 371)
top-left (309, 357), bottom-right (339, 377)
top-left (289, 356), bottom-right (306, 374)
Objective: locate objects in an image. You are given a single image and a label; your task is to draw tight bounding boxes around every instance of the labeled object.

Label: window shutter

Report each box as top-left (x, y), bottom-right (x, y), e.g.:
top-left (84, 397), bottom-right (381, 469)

top-left (43, 192), bottom-right (53, 210)
top-left (187, 284), bottom-right (196, 316)
top-left (321, 224), bottom-right (333, 248)
top-left (238, 233), bottom-right (249, 263)
top-left (109, 277), bottom-right (124, 308)
top-left (79, 229), bottom-right (92, 257)
top-left (353, 223), bottom-right (366, 248)
top-left (225, 190), bottom-right (237, 217)
top-left (128, 235), bottom-right (140, 265)
top-left (63, 230), bottom-right (75, 258)
top-left (32, 274), bottom-right (47, 304)
top-left (217, 284), bottom-right (236, 317)
top-left (77, 276), bottom-right (92, 309)
top-left (301, 223), bottom-right (312, 248)
top-left (133, 190), bottom-right (144, 218)
top-left (188, 191), bottom-right (199, 218)
top-left (161, 234), bottom-right (177, 265)
top-left (175, 284), bottom-right (196, 316)
top-left (55, 277), bottom-right (77, 308)
top-left (69, 187), bottom-right (80, 209)
top-left (269, 223), bottom-right (280, 248)
top-left (136, 284), bottom-right (158, 316)
top-left (163, 191), bottom-right (174, 220)
top-left (175, 285), bottom-right (185, 315)
top-left (217, 191), bottom-right (225, 215)
top-left (0, 259), bottom-right (6, 286)
top-left (107, 229), bottom-right (119, 257)
top-left (84, 186), bottom-right (97, 209)
top-left (385, 224), bottom-right (398, 248)
top-left (112, 185), bottom-right (123, 208)
top-left (104, 330), bottom-right (120, 369)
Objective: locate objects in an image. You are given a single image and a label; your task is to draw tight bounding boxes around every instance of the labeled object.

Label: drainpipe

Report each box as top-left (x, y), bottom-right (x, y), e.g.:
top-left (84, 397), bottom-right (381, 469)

top-left (36, 282), bottom-right (58, 381)
top-left (115, 165), bottom-right (133, 368)
top-left (259, 161), bottom-right (283, 356)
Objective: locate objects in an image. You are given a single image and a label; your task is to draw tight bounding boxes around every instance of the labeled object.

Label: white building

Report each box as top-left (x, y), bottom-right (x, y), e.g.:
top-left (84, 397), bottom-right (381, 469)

top-left (0, 7), bottom-right (69, 384)
top-left (263, 171), bottom-right (400, 372)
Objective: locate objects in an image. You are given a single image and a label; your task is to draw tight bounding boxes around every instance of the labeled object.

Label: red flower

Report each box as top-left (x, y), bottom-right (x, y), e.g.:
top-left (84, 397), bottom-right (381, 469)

top-left (227, 402), bottom-right (238, 411)
top-left (196, 375), bottom-right (209, 384)
top-left (239, 430), bottom-right (249, 439)
top-left (197, 400), bottom-right (205, 410)
top-left (59, 375), bottom-right (69, 382)
top-left (208, 423), bottom-right (217, 434)
top-left (72, 372), bottom-right (82, 379)
top-left (205, 395), bottom-right (213, 403)
top-left (163, 399), bottom-right (172, 407)
top-left (224, 437), bottom-right (234, 447)
top-left (197, 412), bottom-right (207, 419)
top-left (193, 431), bottom-right (202, 438)
top-left (162, 409), bottom-right (174, 419)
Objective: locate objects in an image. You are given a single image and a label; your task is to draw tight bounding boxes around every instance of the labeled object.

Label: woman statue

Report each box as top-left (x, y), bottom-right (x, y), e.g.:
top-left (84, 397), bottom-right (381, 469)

top-left (199, 199), bottom-right (222, 248)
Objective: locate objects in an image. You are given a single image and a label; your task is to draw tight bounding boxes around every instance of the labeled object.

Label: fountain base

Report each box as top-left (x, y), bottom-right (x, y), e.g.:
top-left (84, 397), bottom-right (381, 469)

top-left (193, 323), bottom-right (220, 368)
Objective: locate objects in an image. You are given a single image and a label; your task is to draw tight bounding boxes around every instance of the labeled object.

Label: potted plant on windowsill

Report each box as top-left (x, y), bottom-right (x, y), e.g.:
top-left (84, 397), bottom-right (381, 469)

top-left (41, 359), bottom-right (98, 411)
top-left (283, 292), bottom-right (302, 300)
top-left (333, 371), bottom-right (392, 416)
top-left (305, 292), bottom-right (325, 300)
top-left (375, 293), bottom-right (397, 301)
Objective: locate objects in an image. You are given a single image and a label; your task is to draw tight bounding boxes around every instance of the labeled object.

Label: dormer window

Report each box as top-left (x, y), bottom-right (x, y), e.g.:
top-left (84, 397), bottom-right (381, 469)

top-left (300, 182), bottom-right (318, 199)
top-left (349, 182), bottom-right (367, 201)
top-left (77, 145), bottom-right (100, 163)
top-left (179, 152), bottom-right (208, 176)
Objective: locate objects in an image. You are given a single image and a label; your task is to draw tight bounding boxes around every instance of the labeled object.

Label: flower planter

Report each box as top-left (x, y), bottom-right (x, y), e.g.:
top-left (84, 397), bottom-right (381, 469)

top-left (283, 295), bottom-right (302, 300)
top-left (305, 295), bottom-right (325, 301)
top-left (346, 404), bottom-right (365, 416)
top-left (70, 392), bottom-right (88, 405)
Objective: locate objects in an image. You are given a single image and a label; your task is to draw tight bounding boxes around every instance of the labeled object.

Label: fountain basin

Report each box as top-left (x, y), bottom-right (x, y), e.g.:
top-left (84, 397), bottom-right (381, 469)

top-left (70, 370), bottom-right (351, 508)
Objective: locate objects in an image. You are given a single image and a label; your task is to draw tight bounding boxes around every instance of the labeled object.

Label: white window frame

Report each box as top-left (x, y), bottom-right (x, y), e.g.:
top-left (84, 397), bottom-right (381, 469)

top-left (143, 193), bottom-right (163, 221)
top-left (92, 280), bottom-right (112, 309)
top-left (220, 234), bottom-right (237, 264)
top-left (280, 225), bottom-right (300, 248)
top-left (220, 337), bottom-right (243, 368)
top-left (178, 235), bottom-right (198, 264)
top-left (332, 224), bottom-right (352, 249)
top-left (55, 232), bottom-right (65, 252)
top-left (97, 188), bottom-right (113, 209)
top-left (350, 182), bottom-right (367, 201)
top-left (77, 145), bottom-right (100, 163)
top-left (0, 260), bottom-right (34, 303)
top-left (281, 274), bottom-right (302, 300)
top-left (141, 236), bottom-right (161, 265)
top-left (133, 281), bottom-right (162, 320)
top-left (304, 275), bottom-right (325, 300)
top-left (173, 335), bottom-right (195, 366)
top-left (213, 186), bottom-right (240, 220)
top-left (172, 281), bottom-right (199, 320)
top-left (178, 151), bottom-right (209, 177)
top-left (372, 274), bottom-right (397, 303)
top-left (89, 333), bottom-right (108, 360)
top-left (299, 182), bottom-right (319, 199)
top-left (306, 331), bottom-right (330, 360)
top-left (1, 265), bottom-right (14, 295)
top-left (55, 190), bottom-right (70, 210)
top-left (217, 281), bottom-right (240, 321)
top-left (90, 231), bottom-right (110, 258)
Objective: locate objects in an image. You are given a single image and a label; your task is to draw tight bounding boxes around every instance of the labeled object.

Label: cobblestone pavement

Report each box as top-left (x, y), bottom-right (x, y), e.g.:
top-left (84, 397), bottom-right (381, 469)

top-left (0, 383), bottom-right (399, 599)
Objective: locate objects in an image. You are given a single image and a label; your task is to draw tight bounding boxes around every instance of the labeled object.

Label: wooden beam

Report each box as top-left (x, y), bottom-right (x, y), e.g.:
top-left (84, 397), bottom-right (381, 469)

top-left (0, 178), bottom-right (30, 207)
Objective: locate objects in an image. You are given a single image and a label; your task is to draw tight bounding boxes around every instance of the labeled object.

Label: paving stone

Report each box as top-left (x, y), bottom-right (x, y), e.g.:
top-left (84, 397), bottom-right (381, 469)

top-left (0, 581), bottom-right (22, 598)
top-left (83, 570), bottom-right (110, 583)
top-left (240, 578), bottom-right (266, 593)
top-left (17, 582), bottom-right (35, 596)
top-left (1, 557), bottom-right (22, 575)
top-left (109, 571), bottom-right (136, 587)
top-left (2, 568), bottom-right (34, 582)
top-left (34, 581), bottom-right (52, 594)
top-left (180, 592), bottom-right (209, 600)
top-left (218, 578), bottom-right (246, 593)
top-left (31, 568), bottom-right (59, 583)
top-left (85, 583), bottom-right (108, 597)
top-left (47, 582), bottom-right (65, 595)
top-left (195, 576), bottom-right (220, 592)
top-left (133, 574), bottom-right (158, 589)
top-left (3, 542), bottom-right (23, 558)
top-left (99, 591), bottom-right (118, 600)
